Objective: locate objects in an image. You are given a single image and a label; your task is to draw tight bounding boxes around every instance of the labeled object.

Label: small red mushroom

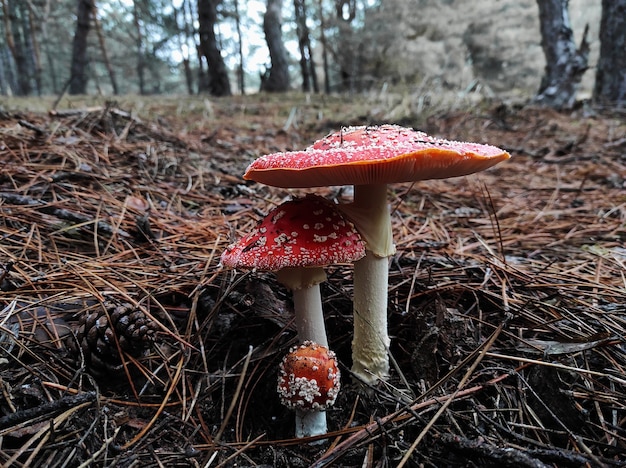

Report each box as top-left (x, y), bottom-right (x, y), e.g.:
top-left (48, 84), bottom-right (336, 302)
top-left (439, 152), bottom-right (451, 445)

top-left (278, 341), bottom-right (340, 438)
top-left (278, 341), bottom-right (341, 410)
top-left (222, 196), bottom-right (361, 438)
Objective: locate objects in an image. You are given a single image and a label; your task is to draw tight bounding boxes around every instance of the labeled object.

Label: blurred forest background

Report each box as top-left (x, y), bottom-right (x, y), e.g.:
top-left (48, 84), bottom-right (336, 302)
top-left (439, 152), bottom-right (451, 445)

top-left (0, 0), bottom-right (624, 107)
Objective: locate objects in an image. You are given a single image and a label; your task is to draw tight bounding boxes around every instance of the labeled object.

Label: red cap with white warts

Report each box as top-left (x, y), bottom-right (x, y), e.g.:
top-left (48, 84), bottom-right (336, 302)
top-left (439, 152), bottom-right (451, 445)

top-left (244, 124), bottom-right (510, 188)
top-left (278, 341), bottom-right (340, 411)
top-left (220, 195), bottom-right (365, 271)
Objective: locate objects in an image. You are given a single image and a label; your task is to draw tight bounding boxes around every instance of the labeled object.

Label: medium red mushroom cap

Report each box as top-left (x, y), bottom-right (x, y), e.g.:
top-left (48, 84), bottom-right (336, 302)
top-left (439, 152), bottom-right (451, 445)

top-left (244, 124), bottom-right (511, 188)
top-left (278, 341), bottom-right (341, 411)
top-left (220, 195), bottom-right (365, 272)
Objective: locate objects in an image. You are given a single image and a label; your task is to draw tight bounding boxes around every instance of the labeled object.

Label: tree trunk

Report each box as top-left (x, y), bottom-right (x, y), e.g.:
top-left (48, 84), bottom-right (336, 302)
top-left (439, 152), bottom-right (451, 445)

top-left (177, 1), bottom-right (195, 94)
top-left (3, 0), bottom-right (33, 95)
top-left (317, 0), bottom-right (330, 93)
top-left (69, 0), bottom-right (94, 95)
top-left (294, 0), bottom-right (318, 93)
top-left (36, 0), bottom-right (58, 94)
top-left (1, 0), bottom-right (17, 94)
top-left (335, 0), bottom-right (356, 92)
top-left (186, 0), bottom-right (206, 93)
top-left (93, 5), bottom-right (118, 95)
top-left (132, 0), bottom-right (145, 95)
top-left (26, 2), bottom-right (42, 95)
top-left (594, 0), bottom-right (626, 106)
top-left (261, 0), bottom-right (290, 92)
top-left (197, 0), bottom-right (231, 96)
top-left (535, 0), bottom-right (589, 108)
top-left (234, 0), bottom-right (245, 94)
top-left (0, 47), bottom-right (12, 95)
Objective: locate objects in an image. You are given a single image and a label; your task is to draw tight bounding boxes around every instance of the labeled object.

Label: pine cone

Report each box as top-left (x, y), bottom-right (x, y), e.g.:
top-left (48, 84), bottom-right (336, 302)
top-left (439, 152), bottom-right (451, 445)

top-left (72, 301), bottom-right (159, 372)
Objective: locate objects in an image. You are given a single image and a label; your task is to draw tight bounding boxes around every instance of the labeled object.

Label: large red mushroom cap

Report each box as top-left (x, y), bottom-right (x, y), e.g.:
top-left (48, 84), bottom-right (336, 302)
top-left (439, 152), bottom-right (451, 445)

top-left (244, 124), bottom-right (510, 188)
top-left (221, 195), bottom-right (365, 272)
top-left (278, 341), bottom-right (341, 411)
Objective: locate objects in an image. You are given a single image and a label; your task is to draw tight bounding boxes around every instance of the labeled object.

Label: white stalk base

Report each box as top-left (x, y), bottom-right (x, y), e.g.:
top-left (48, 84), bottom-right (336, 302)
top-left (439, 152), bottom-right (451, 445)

top-left (351, 252), bottom-right (391, 384)
top-left (295, 409), bottom-right (327, 440)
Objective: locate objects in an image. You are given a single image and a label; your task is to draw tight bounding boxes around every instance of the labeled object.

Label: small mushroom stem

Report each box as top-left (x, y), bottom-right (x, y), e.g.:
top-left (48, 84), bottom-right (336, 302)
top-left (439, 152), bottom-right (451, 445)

top-left (295, 409), bottom-right (327, 439)
top-left (340, 183), bottom-right (393, 384)
top-left (276, 267), bottom-right (329, 346)
top-left (277, 267), bottom-right (330, 439)
top-left (292, 282), bottom-right (329, 347)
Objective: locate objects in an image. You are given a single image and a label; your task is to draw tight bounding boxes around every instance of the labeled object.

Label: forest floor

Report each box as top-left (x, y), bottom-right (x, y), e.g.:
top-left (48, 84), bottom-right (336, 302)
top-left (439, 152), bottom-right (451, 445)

top-left (0, 92), bottom-right (625, 467)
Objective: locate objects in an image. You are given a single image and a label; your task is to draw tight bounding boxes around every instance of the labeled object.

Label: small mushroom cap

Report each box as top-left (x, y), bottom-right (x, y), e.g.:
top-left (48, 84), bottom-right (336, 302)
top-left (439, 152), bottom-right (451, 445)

top-left (221, 195), bottom-right (365, 271)
top-left (278, 341), bottom-right (341, 411)
top-left (244, 124), bottom-right (510, 188)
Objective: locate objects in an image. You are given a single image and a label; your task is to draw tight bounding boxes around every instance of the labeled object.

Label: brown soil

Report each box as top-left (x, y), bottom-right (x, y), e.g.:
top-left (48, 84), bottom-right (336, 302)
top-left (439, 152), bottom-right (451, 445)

top-left (1, 95), bottom-right (625, 467)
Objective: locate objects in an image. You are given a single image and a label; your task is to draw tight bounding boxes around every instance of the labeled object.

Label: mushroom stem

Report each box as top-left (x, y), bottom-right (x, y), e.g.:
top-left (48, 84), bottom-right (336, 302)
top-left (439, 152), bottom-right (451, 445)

top-left (340, 184), bottom-right (394, 257)
top-left (295, 409), bottom-right (327, 439)
top-left (276, 267), bottom-right (329, 346)
top-left (292, 282), bottom-right (329, 347)
top-left (352, 251), bottom-right (390, 382)
top-left (348, 183), bottom-right (393, 384)
top-left (277, 267), bottom-right (330, 439)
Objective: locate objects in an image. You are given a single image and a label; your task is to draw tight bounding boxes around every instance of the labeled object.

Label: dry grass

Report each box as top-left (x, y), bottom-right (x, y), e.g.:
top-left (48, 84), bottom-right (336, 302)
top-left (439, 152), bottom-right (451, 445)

top-left (0, 95), bottom-right (625, 466)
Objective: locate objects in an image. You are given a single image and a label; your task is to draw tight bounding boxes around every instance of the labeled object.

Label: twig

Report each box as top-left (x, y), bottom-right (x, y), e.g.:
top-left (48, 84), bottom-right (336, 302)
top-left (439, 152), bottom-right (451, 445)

top-left (77, 427), bottom-right (121, 468)
top-left (0, 391), bottom-right (97, 432)
top-left (4, 401), bottom-right (93, 466)
top-left (18, 119), bottom-right (48, 136)
top-left (440, 434), bottom-right (550, 468)
top-left (0, 192), bottom-right (129, 237)
top-left (486, 352), bottom-right (626, 385)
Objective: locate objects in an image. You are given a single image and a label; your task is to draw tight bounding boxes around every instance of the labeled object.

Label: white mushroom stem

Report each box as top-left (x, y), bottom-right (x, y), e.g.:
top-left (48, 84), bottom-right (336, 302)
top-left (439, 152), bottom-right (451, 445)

top-left (276, 266), bottom-right (330, 438)
top-left (339, 183), bottom-right (394, 384)
top-left (352, 251), bottom-right (391, 382)
top-left (291, 280), bottom-right (329, 438)
top-left (276, 266), bottom-right (329, 346)
top-left (292, 283), bottom-right (329, 347)
top-left (295, 409), bottom-right (327, 439)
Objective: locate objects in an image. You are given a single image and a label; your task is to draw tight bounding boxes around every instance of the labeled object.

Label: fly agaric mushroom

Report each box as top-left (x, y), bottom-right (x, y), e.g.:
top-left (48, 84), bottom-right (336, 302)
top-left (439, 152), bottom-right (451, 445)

top-left (244, 125), bottom-right (510, 384)
top-left (221, 194), bottom-right (365, 347)
top-left (278, 341), bottom-right (340, 438)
